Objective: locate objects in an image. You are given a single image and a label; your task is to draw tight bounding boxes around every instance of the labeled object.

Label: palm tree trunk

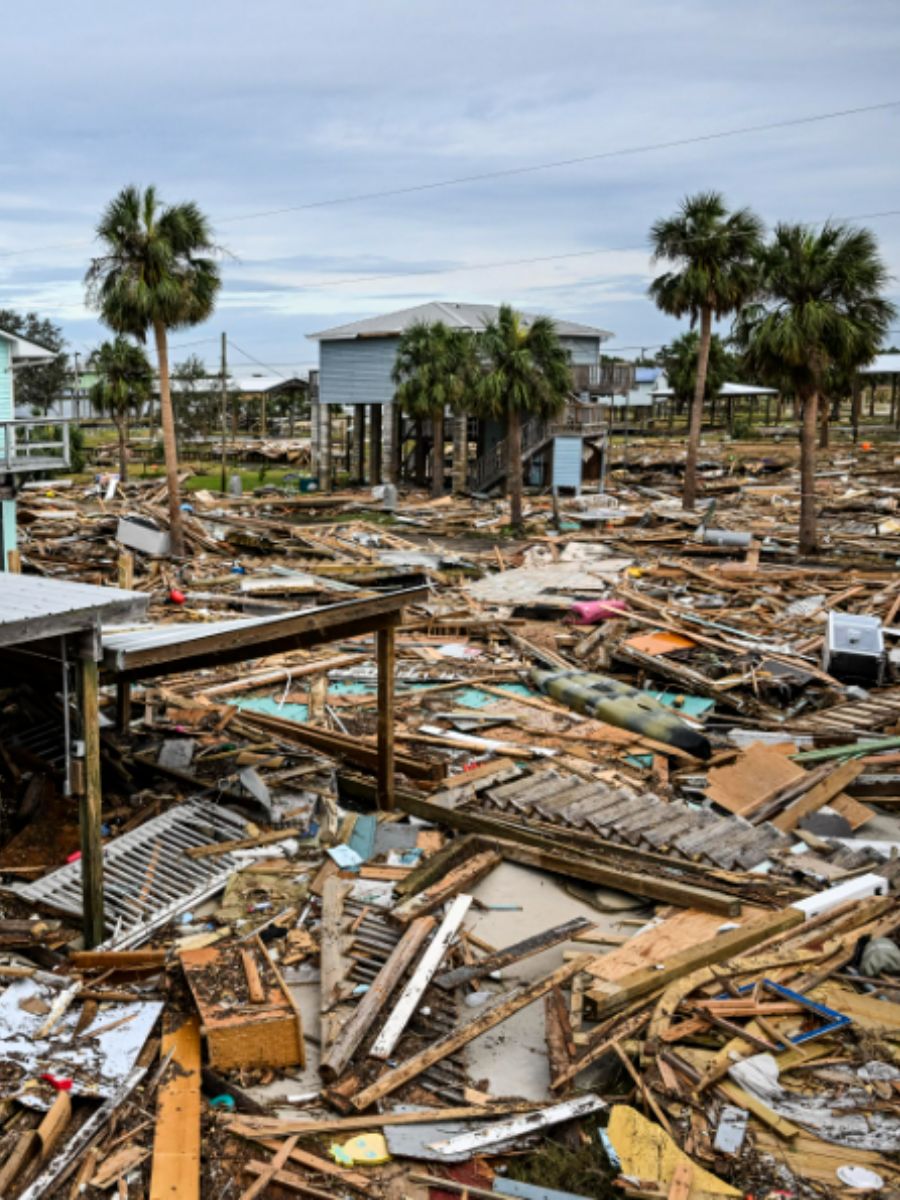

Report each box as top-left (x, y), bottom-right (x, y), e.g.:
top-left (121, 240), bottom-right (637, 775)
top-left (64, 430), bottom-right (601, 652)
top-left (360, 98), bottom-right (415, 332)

top-left (431, 408), bottom-right (444, 498)
top-left (452, 412), bottom-right (468, 495)
top-left (799, 390), bottom-right (819, 555)
top-left (508, 406), bottom-right (523, 530)
top-left (117, 417), bottom-right (128, 482)
top-left (819, 395), bottom-right (830, 450)
top-left (414, 419), bottom-right (427, 485)
top-left (153, 321), bottom-right (185, 557)
top-left (683, 305), bottom-right (711, 510)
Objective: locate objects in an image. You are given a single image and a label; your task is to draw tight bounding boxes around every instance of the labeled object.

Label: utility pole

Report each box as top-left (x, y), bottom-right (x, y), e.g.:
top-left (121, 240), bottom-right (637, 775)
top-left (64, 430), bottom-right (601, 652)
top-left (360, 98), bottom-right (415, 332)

top-left (219, 333), bottom-right (228, 493)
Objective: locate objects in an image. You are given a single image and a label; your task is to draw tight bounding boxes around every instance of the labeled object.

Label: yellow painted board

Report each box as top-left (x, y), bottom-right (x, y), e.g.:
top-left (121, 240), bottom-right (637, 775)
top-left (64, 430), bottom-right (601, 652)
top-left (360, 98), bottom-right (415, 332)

top-left (149, 1016), bottom-right (201, 1200)
top-left (607, 1105), bottom-right (740, 1198)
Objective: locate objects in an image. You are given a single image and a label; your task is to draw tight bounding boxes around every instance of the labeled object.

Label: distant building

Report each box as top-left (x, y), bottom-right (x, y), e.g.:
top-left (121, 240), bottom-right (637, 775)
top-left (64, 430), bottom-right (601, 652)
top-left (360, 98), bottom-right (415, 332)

top-left (307, 301), bottom-right (613, 493)
top-left (1, 329), bottom-right (70, 568)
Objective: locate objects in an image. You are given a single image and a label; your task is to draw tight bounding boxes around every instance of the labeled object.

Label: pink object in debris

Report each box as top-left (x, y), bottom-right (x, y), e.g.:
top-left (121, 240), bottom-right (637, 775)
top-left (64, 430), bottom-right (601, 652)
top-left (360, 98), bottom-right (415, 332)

top-left (567, 599), bottom-right (628, 625)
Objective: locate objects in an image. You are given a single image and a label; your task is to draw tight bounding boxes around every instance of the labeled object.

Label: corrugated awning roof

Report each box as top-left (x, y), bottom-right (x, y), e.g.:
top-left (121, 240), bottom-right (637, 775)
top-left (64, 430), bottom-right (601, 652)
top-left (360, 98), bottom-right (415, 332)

top-left (102, 586), bottom-right (428, 680)
top-left (0, 575), bottom-right (147, 649)
top-left (652, 380), bottom-right (778, 398)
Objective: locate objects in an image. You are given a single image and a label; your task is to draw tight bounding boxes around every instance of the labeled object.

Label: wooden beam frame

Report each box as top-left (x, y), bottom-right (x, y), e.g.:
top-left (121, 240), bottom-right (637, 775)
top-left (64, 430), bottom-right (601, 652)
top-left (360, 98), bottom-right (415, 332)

top-left (376, 624), bottom-right (395, 810)
top-left (77, 645), bottom-right (105, 949)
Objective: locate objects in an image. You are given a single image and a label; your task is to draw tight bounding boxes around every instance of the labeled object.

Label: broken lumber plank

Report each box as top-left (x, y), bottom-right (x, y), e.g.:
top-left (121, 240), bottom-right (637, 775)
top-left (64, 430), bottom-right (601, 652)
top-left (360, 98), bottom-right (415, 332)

top-left (391, 849), bottom-right (500, 923)
top-left (184, 829), bottom-right (300, 859)
top-left (585, 907), bottom-right (805, 1012)
top-left (226, 1101), bottom-right (539, 1138)
top-left (349, 954), bottom-right (594, 1110)
top-left (319, 915), bottom-right (435, 1081)
top-left (369, 894), bottom-right (471, 1060)
top-left (320, 877), bottom-right (352, 1056)
top-left (149, 1017), bottom-right (201, 1200)
top-left (240, 1137), bottom-right (300, 1200)
top-left (494, 839), bottom-right (741, 917)
top-left (69, 949), bottom-right (166, 971)
top-left (392, 833), bottom-right (483, 897)
top-left (17, 1069), bottom-right (146, 1200)
top-left (772, 760), bottom-right (865, 832)
top-left (242, 1161), bottom-right (337, 1199)
top-left (252, 1139), bottom-right (370, 1192)
top-left (430, 1094), bottom-right (605, 1157)
top-left (241, 948), bottom-right (266, 1004)
top-left (435, 915), bottom-right (593, 991)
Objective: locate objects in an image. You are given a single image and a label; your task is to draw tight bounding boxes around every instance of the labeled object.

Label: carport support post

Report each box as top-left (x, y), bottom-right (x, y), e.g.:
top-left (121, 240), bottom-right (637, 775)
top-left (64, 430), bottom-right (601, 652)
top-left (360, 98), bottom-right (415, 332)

top-left (376, 624), bottom-right (395, 811)
top-left (77, 651), bottom-right (105, 948)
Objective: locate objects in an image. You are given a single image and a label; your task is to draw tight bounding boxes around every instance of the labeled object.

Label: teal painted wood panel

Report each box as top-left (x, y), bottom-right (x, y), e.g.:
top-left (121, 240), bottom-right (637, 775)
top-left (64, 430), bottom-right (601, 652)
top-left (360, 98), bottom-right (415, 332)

top-left (1, 499), bottom-right (16, 567)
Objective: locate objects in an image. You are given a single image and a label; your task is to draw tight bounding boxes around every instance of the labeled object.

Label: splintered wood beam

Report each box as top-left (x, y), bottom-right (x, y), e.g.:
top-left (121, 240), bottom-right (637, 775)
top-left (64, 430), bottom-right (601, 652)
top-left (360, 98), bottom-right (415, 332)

top-left (584, 907), bottom-right (805, 1013)
top-left (376, 624), bottom-right (395, 811)
top-left (772, 760), bottom-right (864, 832)
top-left (349, 954), bottom-right (595, 1111)
top-left (319, 915), bottom-right (435, 1082)
top-left (240, 1137), bottom-right (300, 1200)
top-left (434, 915), bottom-right (593, 991)
top-left (149, 1017), bottom-right (201, 1200)
top-left (319, 878), bottom-right (352, 1057)
top-left (391, 850), bottom-right (500, 924)
top-left (369, 894), bottom-right (472, 1060)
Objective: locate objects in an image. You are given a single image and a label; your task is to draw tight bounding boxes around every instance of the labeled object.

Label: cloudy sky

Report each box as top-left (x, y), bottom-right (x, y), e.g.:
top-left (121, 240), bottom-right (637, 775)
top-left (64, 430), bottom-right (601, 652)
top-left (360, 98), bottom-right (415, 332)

top-left (1, 0), bottom-right (898, 377)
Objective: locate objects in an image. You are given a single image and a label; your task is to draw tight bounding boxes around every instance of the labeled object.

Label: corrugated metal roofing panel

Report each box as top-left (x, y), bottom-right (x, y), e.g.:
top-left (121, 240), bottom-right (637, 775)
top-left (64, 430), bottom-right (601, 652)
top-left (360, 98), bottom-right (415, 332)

top-left (0, 576), bottom-right (147, 647)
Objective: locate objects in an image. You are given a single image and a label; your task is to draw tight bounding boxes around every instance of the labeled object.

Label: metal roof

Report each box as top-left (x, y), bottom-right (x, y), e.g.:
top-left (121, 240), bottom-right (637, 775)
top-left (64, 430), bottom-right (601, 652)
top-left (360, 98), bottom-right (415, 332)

top-left (102, 586), bottom-right (428, 680)
top-left (309, 302), bottom-right (613, 342)
top-left (0, 575), bottom-right (148, 649)
top-left (652, 380), bottom-right (777, 398)
top-left (859, 353), bottom-right (900, 375)
top-left (634, 366), bottom-right (662, 383)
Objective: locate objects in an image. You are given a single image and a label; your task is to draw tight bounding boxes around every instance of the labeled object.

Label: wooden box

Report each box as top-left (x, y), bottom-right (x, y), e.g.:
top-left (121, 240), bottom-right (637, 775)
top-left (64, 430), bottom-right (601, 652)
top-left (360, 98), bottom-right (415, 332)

top-left (179, 938), bottom-right (304, 1071)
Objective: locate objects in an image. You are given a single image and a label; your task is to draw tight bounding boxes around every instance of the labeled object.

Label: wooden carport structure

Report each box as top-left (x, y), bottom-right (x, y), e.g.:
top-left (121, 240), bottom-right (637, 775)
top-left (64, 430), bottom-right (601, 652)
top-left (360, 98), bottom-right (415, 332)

top-left (0, 576), bottom-right (148, 948)
top-left (102, 585), bottom-right (427, 821)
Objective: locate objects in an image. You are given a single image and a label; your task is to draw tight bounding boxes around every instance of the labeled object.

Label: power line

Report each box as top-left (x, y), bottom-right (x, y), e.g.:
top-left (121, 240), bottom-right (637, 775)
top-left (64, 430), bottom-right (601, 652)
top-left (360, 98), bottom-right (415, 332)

top-left (242, 207), bottom-right (900, 292)
top-left (216, 101), bottom-right (900, 224)
top-left (0, 100), bottom-right (897, 264)
top-left (228, 339), bottom-right (288, 380)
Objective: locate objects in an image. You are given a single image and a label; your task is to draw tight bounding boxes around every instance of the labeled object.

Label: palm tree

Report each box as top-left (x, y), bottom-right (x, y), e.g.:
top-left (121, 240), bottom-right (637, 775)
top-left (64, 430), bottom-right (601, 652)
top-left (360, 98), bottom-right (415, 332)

top-left (735, 223), bottom-right (895, 554)
top-left (392, 321), bottom-right (476, 498)
top-left (88, 337), bottom-right (153, 481)
top-left (649, 192), bottom-right (763, 509)
top-left (476, 305), bottom-right (572, 531)
top-left (85, 185), bottom-right (221, 555)
top-left (660, 331), bottom-right (736, 414)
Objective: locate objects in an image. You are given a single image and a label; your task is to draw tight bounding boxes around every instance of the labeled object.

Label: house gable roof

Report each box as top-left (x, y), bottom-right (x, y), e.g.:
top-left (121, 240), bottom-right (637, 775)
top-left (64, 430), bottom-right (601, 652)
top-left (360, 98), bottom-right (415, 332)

top-left (309, 301), bottom-right (613, 342)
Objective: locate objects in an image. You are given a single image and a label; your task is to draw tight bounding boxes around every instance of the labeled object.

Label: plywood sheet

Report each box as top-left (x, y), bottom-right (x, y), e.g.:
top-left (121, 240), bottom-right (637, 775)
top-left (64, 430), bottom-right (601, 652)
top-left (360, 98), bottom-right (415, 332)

top-left (705, 742), bottom-right (804, 817)
top-left (586, 907), bottom-right (764, 983)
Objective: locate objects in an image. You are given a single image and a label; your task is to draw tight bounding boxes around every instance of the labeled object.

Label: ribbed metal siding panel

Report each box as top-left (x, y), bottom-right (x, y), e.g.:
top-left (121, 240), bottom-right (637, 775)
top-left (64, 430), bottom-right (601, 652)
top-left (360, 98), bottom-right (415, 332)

top-left (319, 337), bottom-right (399, 406)
top-left (552, 436), bottom-right (583, 490)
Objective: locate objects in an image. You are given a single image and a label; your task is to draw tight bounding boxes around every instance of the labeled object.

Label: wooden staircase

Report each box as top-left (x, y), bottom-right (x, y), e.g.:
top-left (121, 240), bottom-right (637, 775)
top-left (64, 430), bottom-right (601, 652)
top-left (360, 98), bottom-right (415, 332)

top-left (468, 403), bottom-right (608, 494)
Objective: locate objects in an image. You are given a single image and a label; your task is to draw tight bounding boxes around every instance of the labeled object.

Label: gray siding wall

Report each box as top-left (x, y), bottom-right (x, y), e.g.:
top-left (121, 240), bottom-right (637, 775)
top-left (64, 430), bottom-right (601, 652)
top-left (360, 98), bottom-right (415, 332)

top-left (318, 332), bottom-right (601, 407)
top-left (559, 336), bottom-right (601, 367)
top-left (319, 337), bottom-right (399, 406)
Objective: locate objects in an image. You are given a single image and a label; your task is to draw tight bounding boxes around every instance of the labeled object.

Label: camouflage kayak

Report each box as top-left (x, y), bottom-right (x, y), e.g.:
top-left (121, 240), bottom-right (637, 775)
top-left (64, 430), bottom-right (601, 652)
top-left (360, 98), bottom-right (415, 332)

top-left (529, 668), bottom-right (711, 759)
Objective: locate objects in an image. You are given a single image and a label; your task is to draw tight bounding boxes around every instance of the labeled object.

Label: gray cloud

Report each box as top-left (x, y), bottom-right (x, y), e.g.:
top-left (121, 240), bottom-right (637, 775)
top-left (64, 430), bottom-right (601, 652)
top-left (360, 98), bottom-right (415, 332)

top-left (0, 0), bottom-right (896, 370)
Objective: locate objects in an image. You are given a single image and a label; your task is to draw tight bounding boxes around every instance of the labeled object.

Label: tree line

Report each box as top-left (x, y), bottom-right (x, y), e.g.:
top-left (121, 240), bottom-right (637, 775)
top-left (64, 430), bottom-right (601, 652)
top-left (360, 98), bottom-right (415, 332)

top-left (5, 181), bottom-right (893, 558)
